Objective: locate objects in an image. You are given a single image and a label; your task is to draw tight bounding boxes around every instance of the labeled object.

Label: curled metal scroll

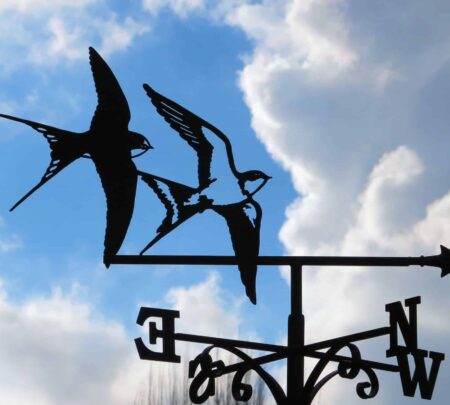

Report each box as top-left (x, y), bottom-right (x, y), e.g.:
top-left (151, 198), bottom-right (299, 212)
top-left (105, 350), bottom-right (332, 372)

top-left (188, 344), bottom-right (286, 404)
top-left (188, 352), bottom-right (225, 403)
top-left (305, 343), bottom-right (379, 403)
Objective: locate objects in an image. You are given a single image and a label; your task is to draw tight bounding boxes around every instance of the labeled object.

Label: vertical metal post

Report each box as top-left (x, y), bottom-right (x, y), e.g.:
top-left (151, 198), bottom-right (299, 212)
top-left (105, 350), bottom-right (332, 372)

top-left (287, 265), bottom-right (305, 404)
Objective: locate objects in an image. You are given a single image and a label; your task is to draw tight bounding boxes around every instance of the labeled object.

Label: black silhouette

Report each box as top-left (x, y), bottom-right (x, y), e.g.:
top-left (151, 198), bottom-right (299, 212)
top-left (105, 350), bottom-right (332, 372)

top-left (0, 47), bottom-right (152, 264)
top-left (139, 84), bottom-right (271, 304)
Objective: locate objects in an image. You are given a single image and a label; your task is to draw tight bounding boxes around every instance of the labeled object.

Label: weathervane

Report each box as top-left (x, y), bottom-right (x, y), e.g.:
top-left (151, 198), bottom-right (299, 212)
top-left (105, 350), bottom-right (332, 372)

top-left (3, 47), bottom-right (449, 404)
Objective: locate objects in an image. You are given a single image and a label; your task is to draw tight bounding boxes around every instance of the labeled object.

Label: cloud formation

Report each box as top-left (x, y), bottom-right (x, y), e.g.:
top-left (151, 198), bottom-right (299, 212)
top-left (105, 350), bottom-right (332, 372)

top-left (141, 272), bottom-right (246, 403)
top-left (224, 0), bottom-right (450, 403)
top-left (0, 271), bottom-right (246, 404)
top-left (166, 271), bottom-right (241, 338)
top-left (0, 283), bottom-right (147, 405)
top-left (143, 0), bottom-right (206, 17)
top-left (0, 1), bottom-right (148, 71)
top-left (228, 0), bottom-right (450, 256)
top-left (0, 216), bottom-right (22, 253)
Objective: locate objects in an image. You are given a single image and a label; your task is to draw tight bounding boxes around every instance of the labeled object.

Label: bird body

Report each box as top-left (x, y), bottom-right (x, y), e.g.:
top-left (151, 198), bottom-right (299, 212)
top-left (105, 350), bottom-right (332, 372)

top-left (1, 47), bottom-right (151, 263)
top-left (140, 84), bottom-right (270, 304)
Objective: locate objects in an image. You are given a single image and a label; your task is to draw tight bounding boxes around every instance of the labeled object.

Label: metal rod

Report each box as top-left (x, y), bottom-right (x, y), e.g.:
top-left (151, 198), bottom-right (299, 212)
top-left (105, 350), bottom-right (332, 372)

top-left (174, 332), bottom-right (287, 353)
top-left (110, 254), bottom-right (428, 267)
top-left (305, 327), bottom-right (391, 351)
top-left (305, 350), bottom-right (399, 373)
top-left (217, 352), bottom-right (288, 376)
top-left (287, 265), bottom-right (305, 404)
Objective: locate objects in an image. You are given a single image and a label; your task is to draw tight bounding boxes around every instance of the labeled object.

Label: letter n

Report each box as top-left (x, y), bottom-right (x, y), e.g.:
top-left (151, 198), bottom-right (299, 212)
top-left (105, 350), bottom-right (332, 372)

top-left (386, 296), bottom-right (421, 356)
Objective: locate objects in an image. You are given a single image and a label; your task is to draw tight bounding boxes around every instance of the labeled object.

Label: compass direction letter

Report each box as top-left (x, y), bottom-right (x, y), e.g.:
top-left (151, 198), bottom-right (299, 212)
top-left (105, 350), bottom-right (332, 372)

top-left (385, 296), bottom-right (445, 399)
top-left (395, 347), bottom-right (445, 399)
top-left (135, 307), bottom-right (181, 363)
top-left (386, 296), bottom-right (421, 356)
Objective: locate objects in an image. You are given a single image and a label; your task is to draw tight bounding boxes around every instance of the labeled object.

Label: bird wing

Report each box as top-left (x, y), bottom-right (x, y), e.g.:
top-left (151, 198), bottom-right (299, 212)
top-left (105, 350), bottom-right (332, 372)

top-left (88, 47), bottom-right (138, 264)
top-left (10, 155), bottom-right (77, 212)
top-left (143, 84), bottom-right (239, 189)
top-left (94, 156), bottom-right (137, 266)
top-left (89, 47), bottom-right (130, 134)
top-left (138, 170), bottom-right (198, 255)
top-left (213, 199), bottom-right (262, 304)
top-left (0, 114), bottom-right (82, 211)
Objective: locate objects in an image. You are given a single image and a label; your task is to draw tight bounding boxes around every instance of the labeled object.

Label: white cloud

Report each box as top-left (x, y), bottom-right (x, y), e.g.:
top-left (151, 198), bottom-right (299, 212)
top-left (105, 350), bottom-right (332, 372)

top-left (288, 146), bottom-right (446, 332)
top-left (44, 17), bottom-right (86, 61)
top-left (166, 271), bottom-right (240, 338)
top-left (216, 1), bottom-right (450, 403)
top-left (281, 146), bottom-right (427, 258)
top-left (223, 0), bottom-right (450, 260)
top-left (0, 237), bottom-right (22, 253)
top-left (228, 0), bottom-right (358, 82)
top-left (0, 0), bottom-right (97, 13)
top-left (97, 16), bottom-right (150, 58)
top-left (0, 3), bottom-right (149, 71)
top-left (0, 283), bottom-right (148, 405)
top-left (136, 273), bottom-right (264, 404)
top-left (0, 100), bottom-right (17, 115)
top-left (0, 272), bottom-right (250, 405)
top-left (0, 216), bottom-right (22, 253)
top-left (33, 14), bottom-right (150, 64)
top-left (143, 0), bottom-right (206, 18)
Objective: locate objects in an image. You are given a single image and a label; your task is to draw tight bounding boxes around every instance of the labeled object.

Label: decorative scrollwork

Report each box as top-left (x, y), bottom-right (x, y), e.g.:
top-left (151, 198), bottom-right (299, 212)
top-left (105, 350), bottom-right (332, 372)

top-left (188, 350), bottom-right (225, 404)
top-left (305, 343), bottom-right (380, 403)
top-left (188, 344), bottom-right (287, 404)
top-left (355, 366), bottom-right (379, 399)
top-left (231, 367), bottom-right (253, 401)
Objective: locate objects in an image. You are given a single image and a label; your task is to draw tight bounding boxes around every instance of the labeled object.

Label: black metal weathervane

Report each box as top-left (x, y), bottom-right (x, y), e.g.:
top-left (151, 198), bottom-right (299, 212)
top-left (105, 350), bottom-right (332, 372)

top-left (3, 47), bottom-right (449, 404)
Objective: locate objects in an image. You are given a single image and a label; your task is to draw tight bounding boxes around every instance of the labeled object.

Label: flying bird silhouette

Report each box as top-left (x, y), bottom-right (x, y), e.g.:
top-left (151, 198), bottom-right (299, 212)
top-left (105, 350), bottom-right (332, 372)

top-left (0, 47), bottom-right (152, 264)
top-left (139, 84), bottom-right (270, 304)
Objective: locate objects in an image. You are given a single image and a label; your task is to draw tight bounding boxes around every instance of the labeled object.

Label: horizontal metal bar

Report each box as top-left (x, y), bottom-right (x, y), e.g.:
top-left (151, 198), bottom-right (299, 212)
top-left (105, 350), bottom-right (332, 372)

top-left (305, 350), bottom-right (399, 373)
top-left (217, 352), bottom-right (288, 376)
top-left (110, 254), bottom-right (425, 267)
top-left (305, 327), bottom-right (391, 351)
top-left (175, 332), bottom-right (287, 353)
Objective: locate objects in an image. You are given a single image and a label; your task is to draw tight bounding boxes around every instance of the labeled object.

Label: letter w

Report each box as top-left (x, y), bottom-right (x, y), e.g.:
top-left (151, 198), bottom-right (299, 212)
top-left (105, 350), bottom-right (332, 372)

top-left (396, 348), bottom-right (445, 400)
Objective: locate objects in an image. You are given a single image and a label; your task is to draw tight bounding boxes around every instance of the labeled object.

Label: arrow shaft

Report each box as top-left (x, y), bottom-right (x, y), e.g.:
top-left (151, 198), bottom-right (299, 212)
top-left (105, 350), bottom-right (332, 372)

top-left (174, 332), bottom-right (286, 353)
top-left (110, 254), bottom-right (426, 267)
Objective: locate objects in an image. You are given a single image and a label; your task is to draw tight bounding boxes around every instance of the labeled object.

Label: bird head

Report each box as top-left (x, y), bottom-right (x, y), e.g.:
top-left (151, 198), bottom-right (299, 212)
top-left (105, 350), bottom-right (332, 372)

top-left (240, 170), bottom-right (271, 197)
top-left (128, 131), bottom-right (153, 158)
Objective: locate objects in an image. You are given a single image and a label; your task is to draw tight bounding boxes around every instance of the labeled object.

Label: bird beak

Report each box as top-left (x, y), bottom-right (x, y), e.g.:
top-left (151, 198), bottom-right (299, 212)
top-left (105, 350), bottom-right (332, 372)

top-left (144, 139), bottom-right (153, 150)
top-left (252, 175), bottom-right (271, 196)
top-left (132, 149), bottom-right (149, 158)
top-left (142, 135), bottom-right (153, 150)
top-left (131, 136), bottom-right (153, 158)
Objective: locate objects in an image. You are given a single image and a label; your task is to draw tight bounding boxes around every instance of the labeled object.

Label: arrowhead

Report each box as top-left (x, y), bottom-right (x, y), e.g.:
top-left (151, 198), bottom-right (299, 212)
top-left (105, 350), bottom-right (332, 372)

top-left (439, 245), bottom-right (450, 277)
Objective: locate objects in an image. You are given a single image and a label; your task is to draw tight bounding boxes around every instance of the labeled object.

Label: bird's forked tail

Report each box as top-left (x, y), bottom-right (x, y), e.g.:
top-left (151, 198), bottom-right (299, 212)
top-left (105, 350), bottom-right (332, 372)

top-left (0, 113), bottom-right (84, 211)
top-left (138, 170), bottom-right (206, 254)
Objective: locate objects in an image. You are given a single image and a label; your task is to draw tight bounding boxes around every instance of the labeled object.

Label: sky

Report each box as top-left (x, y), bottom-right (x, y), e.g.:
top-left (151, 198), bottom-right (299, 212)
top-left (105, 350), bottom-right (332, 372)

top-left (0, 0), bottom-right (450, 404)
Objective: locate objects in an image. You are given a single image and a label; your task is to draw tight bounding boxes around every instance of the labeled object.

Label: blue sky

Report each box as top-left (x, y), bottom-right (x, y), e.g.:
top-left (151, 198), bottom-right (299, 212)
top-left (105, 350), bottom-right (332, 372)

top-left (0, 1), bottom-right (450, 404)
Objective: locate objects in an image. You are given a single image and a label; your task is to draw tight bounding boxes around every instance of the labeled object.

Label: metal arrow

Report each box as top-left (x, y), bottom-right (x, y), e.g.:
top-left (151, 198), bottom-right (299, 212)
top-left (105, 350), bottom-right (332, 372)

top-left (426, 245), bottom-right (450, 277)
top-left (110, 245), bottom-right (450, 277)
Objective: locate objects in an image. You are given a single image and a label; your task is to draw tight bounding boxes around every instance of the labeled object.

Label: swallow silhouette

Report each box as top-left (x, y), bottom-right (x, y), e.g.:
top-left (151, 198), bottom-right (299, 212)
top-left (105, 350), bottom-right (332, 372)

top-left (0, 47), bottom-right (152, 264)
top-left (139, 84), bottom-right (270, 304)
